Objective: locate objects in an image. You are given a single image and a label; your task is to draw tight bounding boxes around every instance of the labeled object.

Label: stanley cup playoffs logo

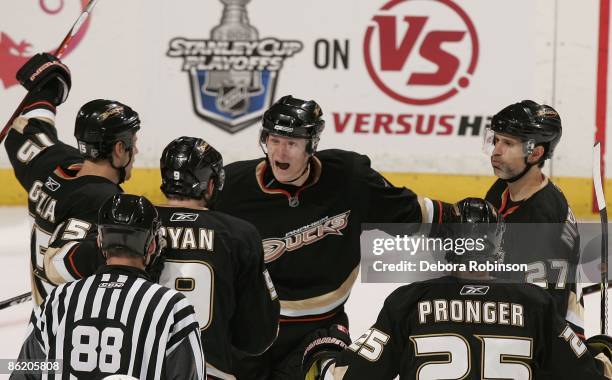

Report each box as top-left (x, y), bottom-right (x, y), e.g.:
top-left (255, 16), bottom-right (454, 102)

top-left (168, 0), bottom-right (303, 134)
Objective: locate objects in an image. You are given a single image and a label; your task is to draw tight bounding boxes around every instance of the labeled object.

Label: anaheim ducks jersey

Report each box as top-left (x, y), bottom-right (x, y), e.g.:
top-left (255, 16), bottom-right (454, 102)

top-left (215, 149), bottom-right (422, 320)
top-left (324, 276), bottom-right (609, 380)
top-left (4, 107), bottom-right (120, 304)
top-left (485, 178), bottom-right (583, 335)
top-left (156, 206), bottom-right (280, 379)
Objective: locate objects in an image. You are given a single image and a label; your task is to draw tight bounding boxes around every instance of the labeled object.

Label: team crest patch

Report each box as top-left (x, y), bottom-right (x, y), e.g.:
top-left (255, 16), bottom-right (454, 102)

top-left (167, 0), bottom-right (303, 134)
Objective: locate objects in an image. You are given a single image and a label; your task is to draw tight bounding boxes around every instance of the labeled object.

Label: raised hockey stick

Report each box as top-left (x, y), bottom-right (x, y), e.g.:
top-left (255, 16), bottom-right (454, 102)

top-left (0, 291), bottom-right (31, 311)
top-left (0, 0), bottom-right (101, 145)
top-left (593, 141), bottom-right (609, 334)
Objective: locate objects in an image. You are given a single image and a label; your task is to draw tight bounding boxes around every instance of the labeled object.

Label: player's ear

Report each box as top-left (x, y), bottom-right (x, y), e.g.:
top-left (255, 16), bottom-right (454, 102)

top-left (527, 145), bottom-right (545, 164)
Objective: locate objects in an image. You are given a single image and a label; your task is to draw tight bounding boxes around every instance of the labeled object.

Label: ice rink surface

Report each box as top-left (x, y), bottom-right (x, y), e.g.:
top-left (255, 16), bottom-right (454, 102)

top-left (0, 206), bottom-right (609, 380)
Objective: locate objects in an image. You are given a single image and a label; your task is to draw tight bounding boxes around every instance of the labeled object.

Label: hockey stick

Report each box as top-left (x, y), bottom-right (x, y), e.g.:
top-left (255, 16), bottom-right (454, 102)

top-left (0, 0), bottom-right (101, 145)
top-left (593, 141), bottom-right (609, 334)
top-left (0, 291), bottom-right (31, 311)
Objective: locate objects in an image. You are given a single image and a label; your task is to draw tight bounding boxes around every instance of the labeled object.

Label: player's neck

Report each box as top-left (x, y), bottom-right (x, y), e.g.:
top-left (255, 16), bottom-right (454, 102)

top-left (106, 256), bottom-right (146, 270)
top-left (277, 161), bottom-right (311, 187)
top-left (506, 166), bottom-right (547, 202)
top-left (165, 198), bottom-right (208, 210)
top-left (454, 271), bottom-right (491, 280)
top-left (77, 160), bottom-right (120, 184)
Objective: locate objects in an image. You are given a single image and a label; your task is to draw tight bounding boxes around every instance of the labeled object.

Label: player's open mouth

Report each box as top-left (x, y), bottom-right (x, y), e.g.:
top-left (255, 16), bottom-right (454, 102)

top-left (275, 161), bottom-right (290, 170)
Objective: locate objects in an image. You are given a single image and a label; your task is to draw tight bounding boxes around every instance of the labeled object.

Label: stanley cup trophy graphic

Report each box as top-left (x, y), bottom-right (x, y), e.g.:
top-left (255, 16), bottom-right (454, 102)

top-left (204, 0), bottom-right (263, 116)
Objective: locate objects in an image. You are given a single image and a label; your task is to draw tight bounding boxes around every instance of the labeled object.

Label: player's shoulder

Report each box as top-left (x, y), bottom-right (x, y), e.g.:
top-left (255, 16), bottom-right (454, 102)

top-left (316, 149), bottom-right (370, 165)
top-left (134, 276), bottom-right (190, 304)
top-left (316, 149), bottom-right (372, 177)
top-left (209, 210), bottom-right (259, 234)
top-left (521, 179), bottom-right (569, 223)
top-left (224, 157), bottom-right (263, 178)
top-left (61, 177), bottom-right (120, 210)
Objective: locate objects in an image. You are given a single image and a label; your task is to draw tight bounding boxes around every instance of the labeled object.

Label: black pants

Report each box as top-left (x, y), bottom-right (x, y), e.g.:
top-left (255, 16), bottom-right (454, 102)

top-left (233, 309), bottom-right (349, 380)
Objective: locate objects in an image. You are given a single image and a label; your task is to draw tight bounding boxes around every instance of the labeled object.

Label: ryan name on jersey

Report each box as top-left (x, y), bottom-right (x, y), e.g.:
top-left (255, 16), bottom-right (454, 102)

top-left (160, 226), bottom-right (215, 251)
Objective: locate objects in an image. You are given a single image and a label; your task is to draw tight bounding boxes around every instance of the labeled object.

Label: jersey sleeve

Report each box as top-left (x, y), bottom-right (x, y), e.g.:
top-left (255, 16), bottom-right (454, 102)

top-left (12, 299), bottom-right (50, 380)
top-left (352, 154), bottom-right (421, 223)
top-left (43, 219), bottom-right (105, 285)
top-left (538, 299), bottom-right (608, 379)
top-left (324, 290), bottom-right (406, 380)
top-left (4, 104), bottom-right (81, 191)
top-left (231, 222), bottom-right (280, 354)
top-left (165, 295), bottom-right (206, 380)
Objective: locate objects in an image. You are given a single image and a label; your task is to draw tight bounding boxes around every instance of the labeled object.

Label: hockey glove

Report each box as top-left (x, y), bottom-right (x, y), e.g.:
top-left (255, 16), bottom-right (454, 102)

top-left (587, 334), bottom-right (612, 361)
top-left (16, 52), bottom-right (71, 106)
top-left (586, 335), bottom-right (612, 379)
top-left (301, 324), bottom-right (351, 380)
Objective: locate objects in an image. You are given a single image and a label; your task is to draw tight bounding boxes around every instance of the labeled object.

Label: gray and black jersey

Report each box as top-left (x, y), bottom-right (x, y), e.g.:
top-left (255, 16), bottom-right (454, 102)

top-left (11, 265), bottom-right (205, 380)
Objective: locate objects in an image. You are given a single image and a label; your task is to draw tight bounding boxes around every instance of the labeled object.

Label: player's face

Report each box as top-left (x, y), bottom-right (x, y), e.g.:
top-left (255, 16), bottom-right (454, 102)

top-left (265, 134), bottom-right (310, 184)
top-left (490, 133), bottom-right (527, 179)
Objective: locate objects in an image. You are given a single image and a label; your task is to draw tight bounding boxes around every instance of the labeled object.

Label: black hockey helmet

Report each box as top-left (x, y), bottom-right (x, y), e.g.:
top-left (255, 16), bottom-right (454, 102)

top-left (75, 99), bottom-right (141, 160)
top-left (489, 100), bottom-right (562, 160)
top-left (260, 95), bottom-right (325, 154)
top-left (444, 198), bottom-right (505, 265)
top-left (160, 136), bottom-right (225, 204)
top-left (98, 193), bottom-right (160, 257)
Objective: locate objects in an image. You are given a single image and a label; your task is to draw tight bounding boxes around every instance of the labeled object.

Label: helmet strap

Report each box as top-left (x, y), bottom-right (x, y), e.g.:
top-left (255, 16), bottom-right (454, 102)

top-left (110, 148), bottom-right (133, 185)
top-left (505, 157), bottom-right (534, 183)
top-left (283, 160), bottom-right (311, 184)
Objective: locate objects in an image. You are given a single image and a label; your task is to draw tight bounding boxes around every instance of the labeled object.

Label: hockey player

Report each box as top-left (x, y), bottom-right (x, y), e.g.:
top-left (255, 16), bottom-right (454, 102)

top-left (300, 198), bottom-right (612, 380)
top-left (4, 53), bottom-right (141, 303)
top-left (214, 95), bottom-right (464, 379)
top-left (11, 193), bottom-right (205, 380)
top-left (483, 100), bottom-right (583, 335)
top-left (156, 136), bottom-right (280, 379)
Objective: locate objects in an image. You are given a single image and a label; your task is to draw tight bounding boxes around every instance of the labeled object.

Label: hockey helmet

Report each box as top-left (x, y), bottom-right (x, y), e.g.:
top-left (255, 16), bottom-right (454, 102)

top-left (486, 100), bottom-right (562, 160)
top-left (260, 95), bottom-right (325, 154)
top-left (160, 136), bottom-right (225, 204)
top-left (98, 193), bottom-right (160, 257)
top-left (75, 99), bottom-right (141, 160)
top-left (444, 198), bottom-right (505, 265)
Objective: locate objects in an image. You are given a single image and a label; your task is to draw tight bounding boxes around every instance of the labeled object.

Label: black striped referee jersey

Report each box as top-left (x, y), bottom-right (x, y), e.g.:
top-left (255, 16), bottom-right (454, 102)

top-left (11, 265), bottom-right (205, 380)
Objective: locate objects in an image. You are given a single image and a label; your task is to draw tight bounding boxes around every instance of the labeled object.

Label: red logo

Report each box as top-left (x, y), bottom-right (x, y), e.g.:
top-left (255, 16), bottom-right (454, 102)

top-left (364, 0), bottom-right (479, 105)
top-left (0, 0), bottom-right (92, 89)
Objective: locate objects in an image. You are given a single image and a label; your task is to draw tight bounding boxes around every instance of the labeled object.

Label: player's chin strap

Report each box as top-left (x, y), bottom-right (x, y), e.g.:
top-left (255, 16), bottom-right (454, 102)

top-left (505, 158), bottom-right (535, 183)
top-left (110, 148), bottom-right (133, 185)
top-left (283, 159), bottom-right (311, 185)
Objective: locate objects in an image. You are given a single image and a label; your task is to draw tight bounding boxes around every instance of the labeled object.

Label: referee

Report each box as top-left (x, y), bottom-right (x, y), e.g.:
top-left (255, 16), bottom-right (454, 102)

top-left (11, 194), bottom-right (205, 380)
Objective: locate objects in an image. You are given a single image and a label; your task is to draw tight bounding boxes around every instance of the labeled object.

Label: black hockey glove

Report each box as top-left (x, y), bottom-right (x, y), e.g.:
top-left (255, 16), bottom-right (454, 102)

top-left (301, 324), bottom-right (351, 380)
top-left (16, 52), bottom-right (71, 106)
top-left (587, 334), bottom-right (612, 360)
top-left (586, 335), bottom-right (612, 378)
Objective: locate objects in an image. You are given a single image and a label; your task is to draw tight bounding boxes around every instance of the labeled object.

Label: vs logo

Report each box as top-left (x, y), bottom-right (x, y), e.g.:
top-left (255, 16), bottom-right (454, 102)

top-left (364, 0), bottom-right (479, 105)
